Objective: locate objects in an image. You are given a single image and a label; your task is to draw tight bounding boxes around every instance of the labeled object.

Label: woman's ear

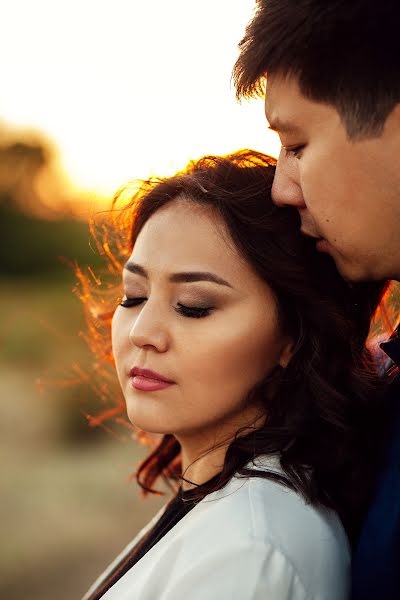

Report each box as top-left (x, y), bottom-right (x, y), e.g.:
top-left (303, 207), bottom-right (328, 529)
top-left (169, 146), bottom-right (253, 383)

top-left (278, 338), bottom-right (294, 369)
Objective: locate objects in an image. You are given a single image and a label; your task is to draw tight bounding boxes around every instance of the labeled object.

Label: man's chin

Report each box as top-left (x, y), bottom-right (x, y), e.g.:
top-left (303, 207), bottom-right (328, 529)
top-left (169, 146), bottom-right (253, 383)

top-left (317, 244), bottom-right (364, 282)
top-left (317, 242), bottom-right (392, 282)
top-left (334, 258), bottom-right (382, 283)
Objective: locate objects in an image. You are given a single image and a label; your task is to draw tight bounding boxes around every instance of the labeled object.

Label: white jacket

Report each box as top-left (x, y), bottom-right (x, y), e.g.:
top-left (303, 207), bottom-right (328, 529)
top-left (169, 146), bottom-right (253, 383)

top-left (82, 455), bottom-right (350, 599)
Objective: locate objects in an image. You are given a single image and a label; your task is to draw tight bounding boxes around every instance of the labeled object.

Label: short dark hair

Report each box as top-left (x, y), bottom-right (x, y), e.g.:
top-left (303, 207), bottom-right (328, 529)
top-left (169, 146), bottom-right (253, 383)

top-left (233, 0), bottom-right (400, 139)
top-left (93, 149), bottom-right (388, 544)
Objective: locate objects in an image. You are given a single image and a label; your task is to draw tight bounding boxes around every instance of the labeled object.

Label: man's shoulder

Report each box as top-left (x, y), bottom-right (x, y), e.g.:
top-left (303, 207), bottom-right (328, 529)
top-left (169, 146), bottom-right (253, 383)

top-left (352, 368), bottom-right (400, 599)
top-left (383, 370), bottom-right (400, 439)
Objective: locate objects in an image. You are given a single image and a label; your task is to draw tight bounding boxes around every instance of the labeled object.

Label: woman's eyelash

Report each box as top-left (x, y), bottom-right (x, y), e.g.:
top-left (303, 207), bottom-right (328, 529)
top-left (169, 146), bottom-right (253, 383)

top-left (176, 303), bottom-right (212, 319)
top-left (119, 297), bottom-right (146, 308)
top-left (118, 297), bottom-right (213, 319)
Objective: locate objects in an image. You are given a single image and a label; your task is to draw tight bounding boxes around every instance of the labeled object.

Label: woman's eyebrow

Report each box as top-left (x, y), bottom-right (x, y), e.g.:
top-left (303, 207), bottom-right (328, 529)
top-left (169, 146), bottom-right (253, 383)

top-left (123, 261), bottom-right (234, 288)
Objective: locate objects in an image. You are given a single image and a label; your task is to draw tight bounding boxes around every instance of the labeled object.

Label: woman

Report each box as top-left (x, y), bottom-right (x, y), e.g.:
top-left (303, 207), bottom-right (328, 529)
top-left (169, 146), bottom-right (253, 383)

top-left (81, 150), bottom-right (387, 599)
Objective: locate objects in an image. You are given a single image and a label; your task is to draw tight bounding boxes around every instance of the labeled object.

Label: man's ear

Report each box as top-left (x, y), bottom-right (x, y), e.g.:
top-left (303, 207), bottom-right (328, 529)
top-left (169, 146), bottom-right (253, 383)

top-left (278, 339), bottom-right (295, 369)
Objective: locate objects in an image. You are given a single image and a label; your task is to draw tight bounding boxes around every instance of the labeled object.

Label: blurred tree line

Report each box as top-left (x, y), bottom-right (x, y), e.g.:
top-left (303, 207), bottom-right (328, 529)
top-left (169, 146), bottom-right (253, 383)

top-left (0, 127), bottom-right (111, 444)
top-left (0, 129), bottom-right (105, 277)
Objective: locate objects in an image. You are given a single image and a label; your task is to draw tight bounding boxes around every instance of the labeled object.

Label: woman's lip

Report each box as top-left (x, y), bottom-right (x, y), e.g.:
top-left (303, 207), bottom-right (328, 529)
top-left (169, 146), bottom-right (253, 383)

top-left (129, 367), bottom-right (175, 383)
top-left (130, 376), bottom-right (174, 392)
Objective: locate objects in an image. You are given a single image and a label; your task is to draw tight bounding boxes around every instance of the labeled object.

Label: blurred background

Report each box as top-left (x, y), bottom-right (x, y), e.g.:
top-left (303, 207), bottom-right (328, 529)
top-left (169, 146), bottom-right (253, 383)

top-left (0, 1), bottom-right (284, 598)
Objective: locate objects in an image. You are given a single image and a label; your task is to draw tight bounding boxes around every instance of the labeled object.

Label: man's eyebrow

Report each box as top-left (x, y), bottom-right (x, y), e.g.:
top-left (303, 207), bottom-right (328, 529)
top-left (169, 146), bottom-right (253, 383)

top-left (123, 261), bottom-right (234, 288)
top-left (267, 117), bottom-right (301, 135)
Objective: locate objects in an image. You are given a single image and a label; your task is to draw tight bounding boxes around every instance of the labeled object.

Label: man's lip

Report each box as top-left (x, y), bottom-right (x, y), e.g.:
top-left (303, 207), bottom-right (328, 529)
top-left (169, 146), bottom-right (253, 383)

top-left (316, 238), bottom-right (330, 253)
top-left (300, 228), bottom-right (320, 240)
top-left (129, 367), bottom-right (175, 384)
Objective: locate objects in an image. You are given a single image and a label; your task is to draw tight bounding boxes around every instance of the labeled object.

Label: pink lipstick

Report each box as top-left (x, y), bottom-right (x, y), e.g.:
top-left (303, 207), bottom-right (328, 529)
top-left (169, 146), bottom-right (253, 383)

top-left (129, 367), bottom-right (175, 392)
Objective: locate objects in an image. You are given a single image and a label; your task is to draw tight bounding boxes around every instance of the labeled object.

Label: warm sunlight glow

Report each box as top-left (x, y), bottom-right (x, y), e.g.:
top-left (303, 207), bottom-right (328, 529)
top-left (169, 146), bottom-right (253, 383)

top-left (1, 0), bottom-right (280, 205)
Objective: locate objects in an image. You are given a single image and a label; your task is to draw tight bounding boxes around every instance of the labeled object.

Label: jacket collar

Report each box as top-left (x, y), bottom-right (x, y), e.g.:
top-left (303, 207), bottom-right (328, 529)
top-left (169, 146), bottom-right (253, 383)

top-left (380, 322), bottom-right (400, 367)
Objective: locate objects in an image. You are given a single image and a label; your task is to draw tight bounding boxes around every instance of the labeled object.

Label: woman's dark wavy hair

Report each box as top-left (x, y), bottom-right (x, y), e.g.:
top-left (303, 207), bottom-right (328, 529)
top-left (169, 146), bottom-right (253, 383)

top-left (103, 150), bottom-right (389, 543)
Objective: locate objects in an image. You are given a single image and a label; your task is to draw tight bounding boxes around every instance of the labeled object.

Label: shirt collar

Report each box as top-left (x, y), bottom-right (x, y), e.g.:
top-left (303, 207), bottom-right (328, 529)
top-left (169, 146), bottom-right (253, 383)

top-left (380, 322), bottom-right (400, 367)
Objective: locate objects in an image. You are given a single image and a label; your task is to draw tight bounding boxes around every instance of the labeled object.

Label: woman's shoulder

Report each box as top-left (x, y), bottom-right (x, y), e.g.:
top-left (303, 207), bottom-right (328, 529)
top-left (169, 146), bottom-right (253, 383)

top-left (87, 457), bottom-right (350, 599)
top-left (200, 457), bottom-right (347, 540)
top-left (237, 456), bottom-right (348, 541)
top-left (180, 455), bottom-right (350, 596)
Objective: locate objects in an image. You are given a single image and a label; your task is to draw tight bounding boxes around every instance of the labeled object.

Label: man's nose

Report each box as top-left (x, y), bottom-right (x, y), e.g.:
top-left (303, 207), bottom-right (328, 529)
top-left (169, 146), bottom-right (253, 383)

top-left (272, 149), bottom-right (305, 209)
top-left (129, 300), bottom-right (169, 353)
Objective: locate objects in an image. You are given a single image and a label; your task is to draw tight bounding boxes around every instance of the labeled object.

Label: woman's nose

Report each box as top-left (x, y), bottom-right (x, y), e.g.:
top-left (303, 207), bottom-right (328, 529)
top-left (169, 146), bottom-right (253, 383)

top-left (128, 301), bottom-right (169, 353)
top-left (272, 149), bottom-right (306, 209)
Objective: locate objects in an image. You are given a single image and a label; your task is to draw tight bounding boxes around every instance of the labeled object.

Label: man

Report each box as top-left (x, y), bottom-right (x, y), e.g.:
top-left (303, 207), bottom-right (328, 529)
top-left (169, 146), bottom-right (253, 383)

top-left (233, 1), bottom-right (400, 598)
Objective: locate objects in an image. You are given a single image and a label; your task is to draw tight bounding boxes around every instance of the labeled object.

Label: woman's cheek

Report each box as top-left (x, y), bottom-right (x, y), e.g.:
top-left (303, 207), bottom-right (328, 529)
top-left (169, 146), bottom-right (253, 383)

top-left (207, 319), bottom-right (280, 387)
top-left (183, 324), bottom-right (249, 382)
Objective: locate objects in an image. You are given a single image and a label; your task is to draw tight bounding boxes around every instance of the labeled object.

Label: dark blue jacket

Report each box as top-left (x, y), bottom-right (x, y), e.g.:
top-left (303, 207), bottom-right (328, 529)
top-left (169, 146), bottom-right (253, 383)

top-left (352, 324), bottom-right (400, 600)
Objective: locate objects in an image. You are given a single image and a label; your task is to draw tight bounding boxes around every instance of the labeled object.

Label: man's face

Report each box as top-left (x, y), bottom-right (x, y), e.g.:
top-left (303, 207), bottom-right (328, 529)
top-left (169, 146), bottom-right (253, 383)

top-left (265, 73), bottom-right (400, 282)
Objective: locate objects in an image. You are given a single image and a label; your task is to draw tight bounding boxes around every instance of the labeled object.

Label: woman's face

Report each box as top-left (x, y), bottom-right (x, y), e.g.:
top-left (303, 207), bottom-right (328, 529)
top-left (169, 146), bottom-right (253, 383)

top-left (112, 198), bottom-right (292, 447)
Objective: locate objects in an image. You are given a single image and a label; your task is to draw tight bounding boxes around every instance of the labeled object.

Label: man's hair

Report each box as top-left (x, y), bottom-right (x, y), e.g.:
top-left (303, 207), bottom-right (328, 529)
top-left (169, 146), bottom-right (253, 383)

top-left (233, 0), bottom-right (400, 139)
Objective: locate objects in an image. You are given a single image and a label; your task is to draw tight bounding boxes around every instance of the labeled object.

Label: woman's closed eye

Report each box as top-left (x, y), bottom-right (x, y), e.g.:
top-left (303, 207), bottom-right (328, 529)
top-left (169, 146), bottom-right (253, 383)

top-left (119, 296), bottom-right (214, 319)
top-left (119, 296), bottom-right (146, 308)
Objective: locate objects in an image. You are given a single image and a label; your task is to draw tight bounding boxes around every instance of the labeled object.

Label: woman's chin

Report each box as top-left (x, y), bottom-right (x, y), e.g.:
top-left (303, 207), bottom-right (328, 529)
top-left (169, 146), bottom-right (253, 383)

top-left (125, 405), bottom-right (173, 435)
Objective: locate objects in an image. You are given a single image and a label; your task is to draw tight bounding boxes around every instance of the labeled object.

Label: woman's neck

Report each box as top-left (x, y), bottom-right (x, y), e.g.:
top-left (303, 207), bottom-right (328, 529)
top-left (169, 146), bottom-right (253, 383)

top-left (179, 442), bottom-right (227, 491)
top-left (177, 409), bottom-right (267, 491)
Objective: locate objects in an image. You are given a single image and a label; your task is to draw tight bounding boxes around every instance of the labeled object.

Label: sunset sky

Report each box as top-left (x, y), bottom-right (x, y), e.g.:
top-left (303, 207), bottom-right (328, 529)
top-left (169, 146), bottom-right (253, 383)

top-left (1, 0), bottom-right (280, 199)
